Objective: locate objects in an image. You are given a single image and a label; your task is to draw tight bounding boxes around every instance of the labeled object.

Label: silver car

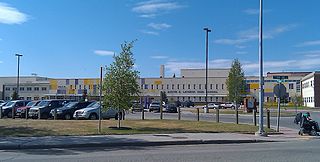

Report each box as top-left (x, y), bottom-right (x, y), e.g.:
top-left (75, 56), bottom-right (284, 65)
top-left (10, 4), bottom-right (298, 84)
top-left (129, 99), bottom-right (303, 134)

top-left (73, 102), bottom-right (120, 120)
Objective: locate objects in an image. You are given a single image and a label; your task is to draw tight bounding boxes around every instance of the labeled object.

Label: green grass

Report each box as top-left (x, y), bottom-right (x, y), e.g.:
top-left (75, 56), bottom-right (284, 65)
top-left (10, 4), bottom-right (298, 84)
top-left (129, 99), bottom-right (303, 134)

top-left (0, 119), bottom-right (274, 137)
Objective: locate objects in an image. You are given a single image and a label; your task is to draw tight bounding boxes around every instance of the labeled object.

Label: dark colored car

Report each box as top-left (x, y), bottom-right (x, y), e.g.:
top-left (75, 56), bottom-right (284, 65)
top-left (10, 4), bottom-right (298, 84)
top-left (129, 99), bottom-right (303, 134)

top-left (28, 100), bottom-right (71, 119)
top-left (1, 100), bottom-right (30, 118)
top-left (166, 103), bottom-right (178, 113)
top-left (49, 101), bottom-right (93, 120)
top-left (16, 100), bottom-right (41, 118)
top-left (182, 100), bottom-right (194, 108)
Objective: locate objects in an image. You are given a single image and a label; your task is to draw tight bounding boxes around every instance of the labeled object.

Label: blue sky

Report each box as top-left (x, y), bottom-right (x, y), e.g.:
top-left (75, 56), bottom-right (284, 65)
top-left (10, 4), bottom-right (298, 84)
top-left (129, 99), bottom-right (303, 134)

top-left (0, 0), bottom-right (320, 78)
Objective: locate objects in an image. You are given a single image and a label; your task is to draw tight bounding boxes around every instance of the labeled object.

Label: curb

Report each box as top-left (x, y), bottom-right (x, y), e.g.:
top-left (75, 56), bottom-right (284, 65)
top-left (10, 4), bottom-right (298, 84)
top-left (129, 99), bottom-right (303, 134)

top-left (0, 139), bottom-right (273, 150)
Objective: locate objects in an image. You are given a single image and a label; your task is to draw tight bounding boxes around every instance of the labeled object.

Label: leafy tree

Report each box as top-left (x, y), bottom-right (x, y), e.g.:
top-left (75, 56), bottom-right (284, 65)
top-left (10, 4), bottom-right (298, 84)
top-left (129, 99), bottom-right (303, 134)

top-left (226, 59), bottom-right (246, 105)
top-left (103, 40), bottom-right (140, 128)
top-left (11, 91), bottom-right (19, 100)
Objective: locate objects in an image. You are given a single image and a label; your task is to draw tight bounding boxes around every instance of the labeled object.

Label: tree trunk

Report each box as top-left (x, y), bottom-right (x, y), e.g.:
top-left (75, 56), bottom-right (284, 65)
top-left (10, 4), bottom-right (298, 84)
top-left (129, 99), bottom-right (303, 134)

top-left (118, 111), bottom-right (121, 128)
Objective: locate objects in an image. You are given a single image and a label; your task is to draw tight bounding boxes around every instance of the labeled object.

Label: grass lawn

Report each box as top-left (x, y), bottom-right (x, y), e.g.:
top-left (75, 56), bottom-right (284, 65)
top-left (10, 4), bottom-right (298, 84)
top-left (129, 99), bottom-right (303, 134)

top-left (0, 119), bottom-right (273, 137)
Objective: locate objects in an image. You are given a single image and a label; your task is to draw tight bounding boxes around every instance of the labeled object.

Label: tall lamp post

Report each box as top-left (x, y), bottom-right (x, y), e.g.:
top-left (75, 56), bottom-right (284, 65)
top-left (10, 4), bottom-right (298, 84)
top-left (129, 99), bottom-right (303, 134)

top-left (204, 28), bottom-right (211, 112)
top-left (13, 53), bottom-right (23, 119)
top-left (256, 0), bottom-right (267, 136)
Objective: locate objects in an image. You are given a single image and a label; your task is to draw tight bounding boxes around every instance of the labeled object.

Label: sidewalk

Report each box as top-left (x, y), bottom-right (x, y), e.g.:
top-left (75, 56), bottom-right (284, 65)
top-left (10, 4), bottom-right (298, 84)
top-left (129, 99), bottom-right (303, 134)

top-left (0, 127), bottom-right (316, 150)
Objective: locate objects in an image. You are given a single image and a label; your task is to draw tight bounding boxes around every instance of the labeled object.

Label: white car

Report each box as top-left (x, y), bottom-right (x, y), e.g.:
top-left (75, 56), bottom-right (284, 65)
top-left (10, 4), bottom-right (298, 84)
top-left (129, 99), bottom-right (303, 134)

top-left (221, 102), bottom-right (237, 109)
top-left (73, 102), bottom-right (121, 120)
top-left (203, 103), bottom-right (220, 109)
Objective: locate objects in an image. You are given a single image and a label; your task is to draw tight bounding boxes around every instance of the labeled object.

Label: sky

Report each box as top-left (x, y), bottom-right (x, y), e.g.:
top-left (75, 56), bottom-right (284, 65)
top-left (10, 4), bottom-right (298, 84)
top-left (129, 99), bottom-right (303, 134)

top-left (0, 0), bottom-right (320, 78)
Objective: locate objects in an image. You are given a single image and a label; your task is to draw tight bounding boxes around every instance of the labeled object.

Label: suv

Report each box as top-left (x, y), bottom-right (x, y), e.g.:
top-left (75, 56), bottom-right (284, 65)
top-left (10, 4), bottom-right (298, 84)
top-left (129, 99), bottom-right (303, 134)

top-left (28, 100), bottom-right (70, 119)
top-left (73, 102), bottom-right (121, 120)
top-left (149, 101), bottom-right (161, 112)
top-left (50, 101), bottom-right (93, 120)
top-left (221, 102), bottom-right (236, 109)
top-left (1, 100), bottom-right (30, 118)
top-left (182, 100), bottom-right (194, 108)
top-left (203, 102), bottom-right (221, 109)
top-left (16, 100), bottom-right (41, 118)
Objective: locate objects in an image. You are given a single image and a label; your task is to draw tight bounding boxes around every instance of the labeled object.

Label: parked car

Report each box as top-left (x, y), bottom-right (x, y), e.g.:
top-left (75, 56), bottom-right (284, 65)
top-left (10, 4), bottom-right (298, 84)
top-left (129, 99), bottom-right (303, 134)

top-left (149, 101), bottom-right (161, 112)
top-left (73, 102), bottom-right (121, 120)
top-left (0, 101), bottom-right (7, 108)
top-left (16, 100), bottom-right (41, 118)
top-left (182, 100), bottom-right (194, 108)
top-left (165, 103), bottom-right (178, 113)
top-left (131, 102), bottom-right (143, 112)
top-left (1, 100), bottom-right (30, 118)
top-left (203, 102), bottom-right (221, 109)
top-left (50, 101), bottom-right (93, 120)
top-left (28, 100), bottom-right (70, 119)
top-left (220, 102), bottom-right (236, 109)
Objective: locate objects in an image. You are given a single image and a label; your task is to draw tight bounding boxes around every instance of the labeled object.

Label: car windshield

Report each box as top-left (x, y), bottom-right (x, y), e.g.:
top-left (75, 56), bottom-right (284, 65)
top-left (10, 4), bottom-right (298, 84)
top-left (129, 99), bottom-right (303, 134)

top-left (64, 102), bottom-right (78, 108)
top-left (88, 102), bottom-right (100, 108)
top-left (37, 101), bottom-right (50, 106)
top-left (5, 101), bottom-right (15, 107)
top-left (26, 101), bottom-right (37, 107)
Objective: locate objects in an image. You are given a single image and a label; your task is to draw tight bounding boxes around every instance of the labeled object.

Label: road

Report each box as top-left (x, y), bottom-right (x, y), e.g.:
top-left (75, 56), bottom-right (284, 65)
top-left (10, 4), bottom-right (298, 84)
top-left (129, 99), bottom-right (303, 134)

top-left (1, 140), bottom-right (320, 162)
top-left (126, 108), bottom-right (320, 130)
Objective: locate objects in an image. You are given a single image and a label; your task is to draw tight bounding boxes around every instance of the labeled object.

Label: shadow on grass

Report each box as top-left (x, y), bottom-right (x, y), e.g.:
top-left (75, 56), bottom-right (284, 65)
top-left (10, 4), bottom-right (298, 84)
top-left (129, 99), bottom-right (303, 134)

top-left (0, 126), bottom-right (55, 137)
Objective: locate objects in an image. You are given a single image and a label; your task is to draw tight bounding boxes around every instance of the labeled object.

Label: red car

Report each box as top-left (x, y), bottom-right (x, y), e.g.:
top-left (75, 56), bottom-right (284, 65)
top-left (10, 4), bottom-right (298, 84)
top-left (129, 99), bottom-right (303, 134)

top-left (16, 101), bottom-right (41, 118)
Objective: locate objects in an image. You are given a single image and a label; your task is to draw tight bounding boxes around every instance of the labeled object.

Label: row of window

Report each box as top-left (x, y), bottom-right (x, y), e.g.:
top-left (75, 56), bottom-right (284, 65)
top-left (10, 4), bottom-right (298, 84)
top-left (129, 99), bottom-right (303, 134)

top-left (142, 84), bottom-right (224, 90)
top-left (4, 96), bottom-right (46, 101)
top-left (246, 80), bottom-right (300, 83)
top-left (302, 80), bottom-right (314, 89)
top-left (175, 96), bottom-right (225, 102)
top-left (5, 87), bottom-right (47, 92)
top-left (304, 97), bottom-right (314, 103)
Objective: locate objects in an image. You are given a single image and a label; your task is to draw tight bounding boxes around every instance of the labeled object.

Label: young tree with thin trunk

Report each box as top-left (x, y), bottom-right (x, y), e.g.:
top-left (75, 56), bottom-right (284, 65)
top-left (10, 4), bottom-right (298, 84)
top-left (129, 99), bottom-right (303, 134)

top-left (226, 59), bottom-right (246, 105)
top-left (103, 40), bottom-right (140, 128)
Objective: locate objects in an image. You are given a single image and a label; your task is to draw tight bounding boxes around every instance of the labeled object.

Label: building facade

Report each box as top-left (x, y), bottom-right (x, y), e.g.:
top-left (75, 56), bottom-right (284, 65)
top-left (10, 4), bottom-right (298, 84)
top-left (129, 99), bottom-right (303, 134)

top-left (301, 72), bottom-right (320, 107)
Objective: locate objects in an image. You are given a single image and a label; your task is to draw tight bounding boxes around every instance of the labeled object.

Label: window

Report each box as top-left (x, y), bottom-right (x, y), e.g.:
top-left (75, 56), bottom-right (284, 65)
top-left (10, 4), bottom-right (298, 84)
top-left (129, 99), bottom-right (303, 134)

top-left (182, 84), bottom-right (185, 89)
top-left (311, 81), bottom-right (313, 87)
top-left (141, 85), bottom-right (143, 89)
top-left (222, 84), bottom-right (224, 89)
top-left (199, 97), bottom-right (201, 101)
top-left (172, 84), bottom-right (174, 89)
top-left (12, 87), bottom-right (16, 91)
top-left (151, 84), bottom-right (153, 89)
top-left (167, 84), bottom-right (169, 89)
top-left (199, 84), bottom-right (201, 89)
top-left (144, 84), bottom-right (148, 89)
top-left (289, 83), bottom-right (294, 90)
top-left (216, 84), bottom-right (218, 89)
top-left (20, 87), bottom-right (24, 91)
top-left (156, 85), bottom-right (159, 89)
top-left (182, 97), bottom-right (185, 101)
top-left (27, 97), bottom-right (32, 100)
top-left (188, 84), bottom-right (190, 89)
top-left (5, 87), bottom-right (10, 91)
top-left (210, 84), bottom-right (213, 89)
top-left (193, 84), bottom-right (196, 89)
top-left (27, 87), bottom-right (32, 91)
top-left (34, 87), bottom-right (39, 91)
top-left (161, 84), bottom-right (164, 89)
top-left (177, 84), bottom-right (180, 89)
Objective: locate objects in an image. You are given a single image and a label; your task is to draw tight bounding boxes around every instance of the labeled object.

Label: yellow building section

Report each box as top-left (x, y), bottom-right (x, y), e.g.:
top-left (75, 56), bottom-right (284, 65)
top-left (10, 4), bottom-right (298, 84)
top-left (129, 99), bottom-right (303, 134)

top-left (49, 79), bottom-right (57, 90)
top-left (84, 79), bottom-right (95, 85)
top-left (154, 80), bottom-right (162, 85)
top-left (249, 83), bottom-right (259, 89)
top-left (265, 88), bottom-right (273, 93)
top-left (68, 89), bottom-right (75, 94)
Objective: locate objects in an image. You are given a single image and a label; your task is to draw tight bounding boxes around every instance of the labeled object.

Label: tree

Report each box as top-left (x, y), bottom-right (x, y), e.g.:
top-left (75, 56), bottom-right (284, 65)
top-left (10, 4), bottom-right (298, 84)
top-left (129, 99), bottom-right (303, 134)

top-left (226, 59), bottom-right (246, 105)
top-left (11, 91), bottom-right (19, 100)
top-left (103, 40), bottom-right (140, 128)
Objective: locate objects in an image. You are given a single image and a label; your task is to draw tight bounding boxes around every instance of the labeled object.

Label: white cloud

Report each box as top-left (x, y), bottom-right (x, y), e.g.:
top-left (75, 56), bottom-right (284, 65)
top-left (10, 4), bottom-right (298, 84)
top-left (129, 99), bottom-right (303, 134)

top-left (94, 50), bottom-right (114, 56)
top-left (132, 0), bottom-right (184, 18)
top-left (215, 24), bottom-right (297, 46)
top-left (141, 30), bottom-right (159, 35)
top-left (296, 40), bottom-right (320, 47)
top-left (148, 23), bottom-right (171, 30)
top-left (151, 55), bottom-right (169, 59)
top-left (0, 2), bottom-right (28, 24)
top-left (296, 50), bottom-right (320, 57)
top-left (236, 51), bottom-right (248, 54)
top-left (235, 45), bottom-right (246, 49)
top-left (0, 61), bottom-right (3, 63)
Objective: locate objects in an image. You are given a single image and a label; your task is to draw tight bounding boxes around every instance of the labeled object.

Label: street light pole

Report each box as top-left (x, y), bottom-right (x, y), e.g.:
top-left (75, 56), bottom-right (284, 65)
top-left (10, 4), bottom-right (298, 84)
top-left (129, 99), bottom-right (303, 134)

top-left (256, 0), bottom-right (267, 136)
top-left (13, 54), bottom-right (22, 119)
top-left (204, 28), bottom-right (211, 112)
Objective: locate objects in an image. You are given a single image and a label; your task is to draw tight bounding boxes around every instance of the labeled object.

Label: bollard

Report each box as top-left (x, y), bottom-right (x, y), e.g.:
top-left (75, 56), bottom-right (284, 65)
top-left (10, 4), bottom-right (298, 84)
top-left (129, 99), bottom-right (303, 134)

top-left (54, 108), bottom-right (57, 120)
top-left (216, 108), bottom-right (219, 123)
top-left (253, 109), bottom-right (257, 126)
top-left (236, 109), bottom-right (239, 124)
top-left (197, 108), bottom-right (199, 121)
top-left (12, 108), bottom-right (15, 119)
top-left (267, 109), bottom-right (270, 129)
top-left (160, 105), bottom-right (163, 120)
top-left (178, 107), bottom-right (181, 120)
top-left (142, 108), bottom-right (145, 120)
top-left (0, 107), bottom-right (2, 119)
top-left (38, 110), bottom-right (41, 120)
top-left (25, 109), bottom-right (29, 120)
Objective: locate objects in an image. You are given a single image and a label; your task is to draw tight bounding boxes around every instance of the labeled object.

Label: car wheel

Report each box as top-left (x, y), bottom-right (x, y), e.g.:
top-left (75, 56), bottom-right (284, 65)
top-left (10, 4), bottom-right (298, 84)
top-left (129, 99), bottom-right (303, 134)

top-left (231, 106), bottom-right (235, 109)
top-left (7, 112), bottom-right (12, 118)
top-left (89, 113), bottom-right (98, 120)
top-left (64, 113), bottom-right (72, 120)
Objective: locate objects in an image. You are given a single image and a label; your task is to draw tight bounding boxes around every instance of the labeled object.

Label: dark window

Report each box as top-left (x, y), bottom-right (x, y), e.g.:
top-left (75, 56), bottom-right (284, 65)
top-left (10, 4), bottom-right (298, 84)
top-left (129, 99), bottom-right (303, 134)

top-left (177, 84), bottom-right (180, 89)
top-left (188, 84), bottom-right (190, 89)
top-left (289, 83), bottom-right (294, 90)
top-left (210, 84), bottom-right (213, 89)
top-left (156, 85), bottom-right (159, 89)
top-left (42, 87), bottom-right (47, 91)
top-left (199, 84), bottom-right (201, 89)
top-left (167, 84), bottom-right (169, 89)
top-left (20, 87), bottom-right (24, 91)
top-left (5, 87), bottom-right (10, 91)
top-left (182, 84), bottom-right (185, 89)
top-left (144, 84), bottom-right (148, 89)
top-left (151, 84), bottom-right (154, 89)
top-left (216, 84), bottom-right (218, 89)
top-left (34, 87), bottom-right (39, 91)
top-left (194, 84), bottom-right (196, 89)
top-left (222, 84), bottom-right (224, 89)
top-left (27, 87), bottom-right (32, 91)
top-left (161, 84), bottom-right (164, 89)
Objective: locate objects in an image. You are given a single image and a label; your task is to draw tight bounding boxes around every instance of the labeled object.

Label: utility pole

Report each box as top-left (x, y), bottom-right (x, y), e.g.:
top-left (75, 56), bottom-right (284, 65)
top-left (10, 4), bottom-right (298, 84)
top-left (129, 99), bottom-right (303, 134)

top-left (203, 28), bottom-right (211, 112)
top-left (13, 54), bottom-right (23, 119)
top-left (98, 66), bottom-right (102, 134)
top-left (256, 0), bottom-right (267, 136)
